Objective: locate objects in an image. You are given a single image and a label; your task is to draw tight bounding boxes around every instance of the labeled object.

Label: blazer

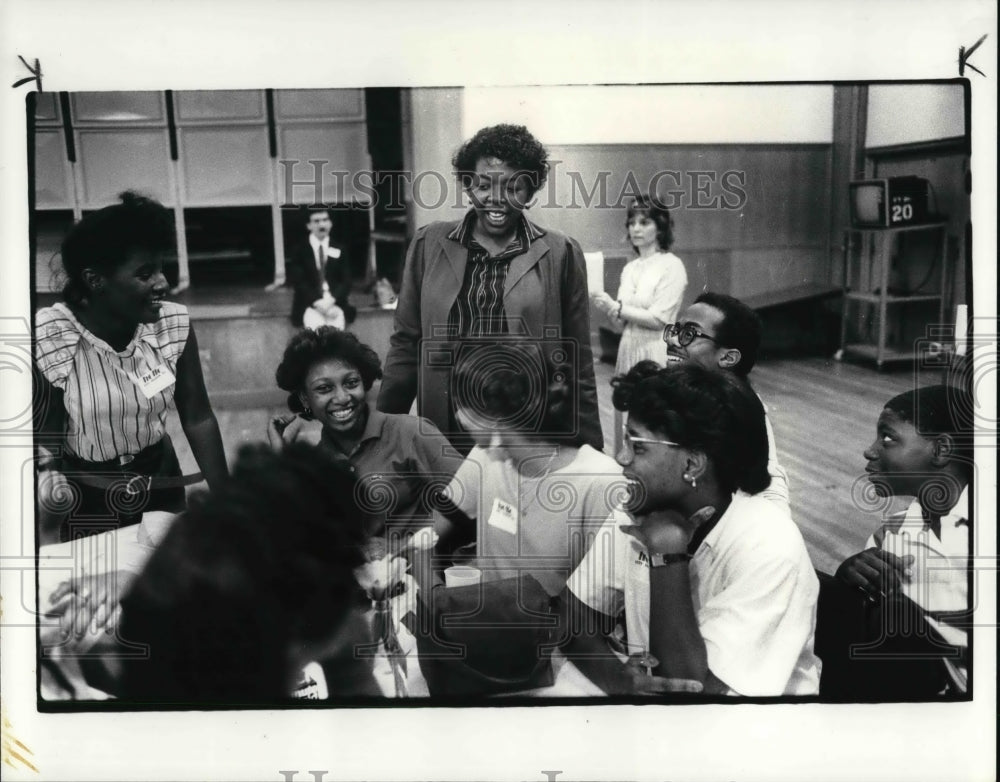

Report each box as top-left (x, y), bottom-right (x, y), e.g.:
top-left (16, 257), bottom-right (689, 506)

top-left (286, 240), bottom-right (356, 327)
top-left (376, 217), bottom-right (604, 452)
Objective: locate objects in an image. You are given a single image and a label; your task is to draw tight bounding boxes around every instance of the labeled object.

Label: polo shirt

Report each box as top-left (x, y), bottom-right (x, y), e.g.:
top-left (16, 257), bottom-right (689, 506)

top-left (319, 406), bottom-right (462, 538)
top-left (568, 493), bottom-right (822, 696)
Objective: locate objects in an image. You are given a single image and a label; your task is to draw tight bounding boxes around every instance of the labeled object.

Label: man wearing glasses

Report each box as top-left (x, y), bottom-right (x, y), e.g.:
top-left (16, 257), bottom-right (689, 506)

top-left (662, 292), bottom-right (790, 513)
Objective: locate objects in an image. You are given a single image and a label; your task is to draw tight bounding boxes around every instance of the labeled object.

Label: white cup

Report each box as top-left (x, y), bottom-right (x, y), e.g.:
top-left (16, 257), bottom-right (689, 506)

top-left (444, 565), bottom-right (482, 588)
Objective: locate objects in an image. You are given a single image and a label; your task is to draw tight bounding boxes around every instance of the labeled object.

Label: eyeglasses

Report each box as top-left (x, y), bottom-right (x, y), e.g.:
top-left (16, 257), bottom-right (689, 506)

top-left (662, 322), bottom-right (720, 348)
top-left (623, 432), bottom-right (682, 450)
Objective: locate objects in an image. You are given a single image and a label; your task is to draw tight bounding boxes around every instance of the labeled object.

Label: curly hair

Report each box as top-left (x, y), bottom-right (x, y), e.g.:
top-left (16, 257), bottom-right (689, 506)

top-left (59, 191), bottom-right (175, 304)
top-left (611, 362), bottom-right (770, 496)
top-left (626, 194), bottom-right (675, 252)
top-left (451, 341), bottom-right (576, 443)
top-left (118, 443), bottom-right (367, 703)
top-left (452, 124), bottom-right (549, 196)
top-left (275, 327), bottom-right (383, 413)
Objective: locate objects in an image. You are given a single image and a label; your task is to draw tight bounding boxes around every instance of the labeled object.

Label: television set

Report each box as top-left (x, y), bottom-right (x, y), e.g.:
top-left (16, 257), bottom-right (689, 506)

top-left (849, 176), bottom-right (931, 228)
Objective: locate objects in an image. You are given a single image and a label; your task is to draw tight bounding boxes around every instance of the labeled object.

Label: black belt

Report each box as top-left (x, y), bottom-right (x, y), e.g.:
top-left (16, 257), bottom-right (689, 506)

top-left (61, 437), bottom-right (203, 496)
top-left (68, 470), bottom-right (205, 495)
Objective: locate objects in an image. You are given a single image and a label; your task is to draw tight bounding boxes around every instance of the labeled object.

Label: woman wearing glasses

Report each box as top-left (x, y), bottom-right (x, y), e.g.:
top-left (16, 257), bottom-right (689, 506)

top-left (563, 361), bottom-right (820, 696)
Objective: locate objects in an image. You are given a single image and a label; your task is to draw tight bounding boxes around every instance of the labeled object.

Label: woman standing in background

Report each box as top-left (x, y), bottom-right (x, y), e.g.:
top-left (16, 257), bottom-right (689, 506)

top-left (592, 194), bottom-right (688, 451)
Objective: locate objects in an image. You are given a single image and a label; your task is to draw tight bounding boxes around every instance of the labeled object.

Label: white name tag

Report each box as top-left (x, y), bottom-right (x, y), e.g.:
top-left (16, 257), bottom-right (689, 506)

top-left (291, 661), bottom-right (329, 700)
top-left (487, 497), bottom-right (518, 535)
top-left (128, 363), bottom-right (176, 399)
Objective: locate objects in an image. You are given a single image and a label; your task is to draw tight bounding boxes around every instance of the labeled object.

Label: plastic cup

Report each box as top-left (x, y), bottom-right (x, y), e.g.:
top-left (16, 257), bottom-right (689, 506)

top-left (443, 565), bottom-right (482, 588)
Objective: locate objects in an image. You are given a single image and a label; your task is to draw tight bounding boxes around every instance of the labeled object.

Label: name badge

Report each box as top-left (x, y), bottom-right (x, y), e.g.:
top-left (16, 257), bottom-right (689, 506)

top-left (291, 662), bottom-right (329, 700)
top-left (128, 363), bottom-right (176, 399)
top-left (487, 497), bottom-right (518, 535)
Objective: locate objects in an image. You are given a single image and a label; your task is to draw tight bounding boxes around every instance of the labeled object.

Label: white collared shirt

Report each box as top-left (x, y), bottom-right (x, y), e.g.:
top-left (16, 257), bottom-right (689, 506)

top-left (568, 494), bottom-right (822, 696)
top-left (866, 485), bottom-right (970, 689)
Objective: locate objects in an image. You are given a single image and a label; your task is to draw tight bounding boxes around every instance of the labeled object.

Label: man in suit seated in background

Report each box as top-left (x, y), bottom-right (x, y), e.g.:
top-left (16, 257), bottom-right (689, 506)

top-left (662, 291), bottom-right (790, 512)
top-left (287, 207), bottom-right (356, 329)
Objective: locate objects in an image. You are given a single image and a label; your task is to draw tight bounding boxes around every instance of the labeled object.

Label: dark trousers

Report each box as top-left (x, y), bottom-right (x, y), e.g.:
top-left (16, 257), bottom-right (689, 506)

top-left (815, 572), bottom-right (960, 699)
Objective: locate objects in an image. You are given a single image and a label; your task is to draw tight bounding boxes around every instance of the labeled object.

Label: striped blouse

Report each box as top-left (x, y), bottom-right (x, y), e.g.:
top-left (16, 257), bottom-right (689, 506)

top-left (446, 210), bottom-right (546, 338)
top-left (34, 301), bottom-right (190, 462)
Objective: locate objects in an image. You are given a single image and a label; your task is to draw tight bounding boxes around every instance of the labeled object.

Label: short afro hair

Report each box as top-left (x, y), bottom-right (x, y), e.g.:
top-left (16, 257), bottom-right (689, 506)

top-left (693, 292), bottom-right (762, 377)
top-left (452, 124), bottom-right (549, 197)
top-left (275, 327), bottom-right (383, 414)
top-left (451, 340), bottom-right (577, 444)
top-left (885, 385), bottom-right (975, 474)
top-left (611, 362), bottom-right (770, 496)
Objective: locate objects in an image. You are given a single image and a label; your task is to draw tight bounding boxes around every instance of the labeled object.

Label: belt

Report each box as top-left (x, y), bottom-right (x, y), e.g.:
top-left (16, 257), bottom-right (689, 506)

top-left (62, 439), bottom-right (202, 496)
top-left (68, 471), bottom-right (205, 495)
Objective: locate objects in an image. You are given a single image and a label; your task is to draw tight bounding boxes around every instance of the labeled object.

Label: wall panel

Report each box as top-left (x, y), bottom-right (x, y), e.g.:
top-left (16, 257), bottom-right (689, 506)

top-left (538, 143), bottom-right (832, 255)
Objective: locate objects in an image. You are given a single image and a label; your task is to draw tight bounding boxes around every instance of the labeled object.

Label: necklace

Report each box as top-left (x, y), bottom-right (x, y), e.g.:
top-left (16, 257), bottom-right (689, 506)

top-left (517, 448), bottom-right (563, 519)
top-left (517, 447), bottom-right (559, 480)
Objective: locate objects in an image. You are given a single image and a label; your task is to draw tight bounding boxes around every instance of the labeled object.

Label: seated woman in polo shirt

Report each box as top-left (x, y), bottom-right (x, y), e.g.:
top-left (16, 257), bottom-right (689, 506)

top-left (562, 362), bottom-right (821, 696)
top-left (269, 327), bottom-right (462, 546)
top-left (432, 342), bottom-right (625, 597)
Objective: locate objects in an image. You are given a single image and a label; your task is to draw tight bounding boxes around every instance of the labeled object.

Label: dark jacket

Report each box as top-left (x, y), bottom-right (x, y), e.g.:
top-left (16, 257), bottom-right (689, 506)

top-left (286, 240), bottom-right (356, 327)
top-left (377, 217), bottom-right (604, 452)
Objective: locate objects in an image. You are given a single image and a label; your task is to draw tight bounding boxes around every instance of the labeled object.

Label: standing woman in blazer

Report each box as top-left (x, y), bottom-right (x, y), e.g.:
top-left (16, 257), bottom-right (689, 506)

top-left (377, 124), bottom-right (603, 454)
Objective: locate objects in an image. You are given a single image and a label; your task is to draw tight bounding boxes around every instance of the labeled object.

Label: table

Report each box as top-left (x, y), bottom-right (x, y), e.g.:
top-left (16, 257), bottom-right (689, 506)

top-left (38, 512), bottom-right (177, 604)
top-left (40, 517), bottom-right (617, 701)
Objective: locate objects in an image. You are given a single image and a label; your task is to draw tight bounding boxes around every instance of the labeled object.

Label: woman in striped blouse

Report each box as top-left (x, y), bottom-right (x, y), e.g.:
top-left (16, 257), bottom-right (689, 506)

top-left (34, 192), bottom-right (228, 543)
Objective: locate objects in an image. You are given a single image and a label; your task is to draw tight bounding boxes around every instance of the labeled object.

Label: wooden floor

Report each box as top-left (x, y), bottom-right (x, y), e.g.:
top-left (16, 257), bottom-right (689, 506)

top-left (589, 355), bottom-right (916, 573)
top-left (167, 350), bottom-right (915, 576)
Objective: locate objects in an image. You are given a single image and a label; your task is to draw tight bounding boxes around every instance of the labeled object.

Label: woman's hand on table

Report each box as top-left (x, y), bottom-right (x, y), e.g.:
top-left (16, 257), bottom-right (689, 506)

top-left (621, 656), bottom-right (704, 695)
top-left (44, 570), bottom-right (131, 651)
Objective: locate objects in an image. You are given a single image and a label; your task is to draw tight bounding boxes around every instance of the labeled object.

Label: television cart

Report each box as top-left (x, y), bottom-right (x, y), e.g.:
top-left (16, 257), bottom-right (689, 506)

top-left (837, 221), bottom-right (949, 369)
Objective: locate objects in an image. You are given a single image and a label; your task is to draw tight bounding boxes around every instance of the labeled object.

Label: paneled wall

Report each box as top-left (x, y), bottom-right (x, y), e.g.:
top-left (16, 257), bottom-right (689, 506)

top-left (407, 86), bottom-right (837, 310)
top-left (536, 143), bottom-right (834, 309)
top-left (32, 89), bottom-right (371, 293)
